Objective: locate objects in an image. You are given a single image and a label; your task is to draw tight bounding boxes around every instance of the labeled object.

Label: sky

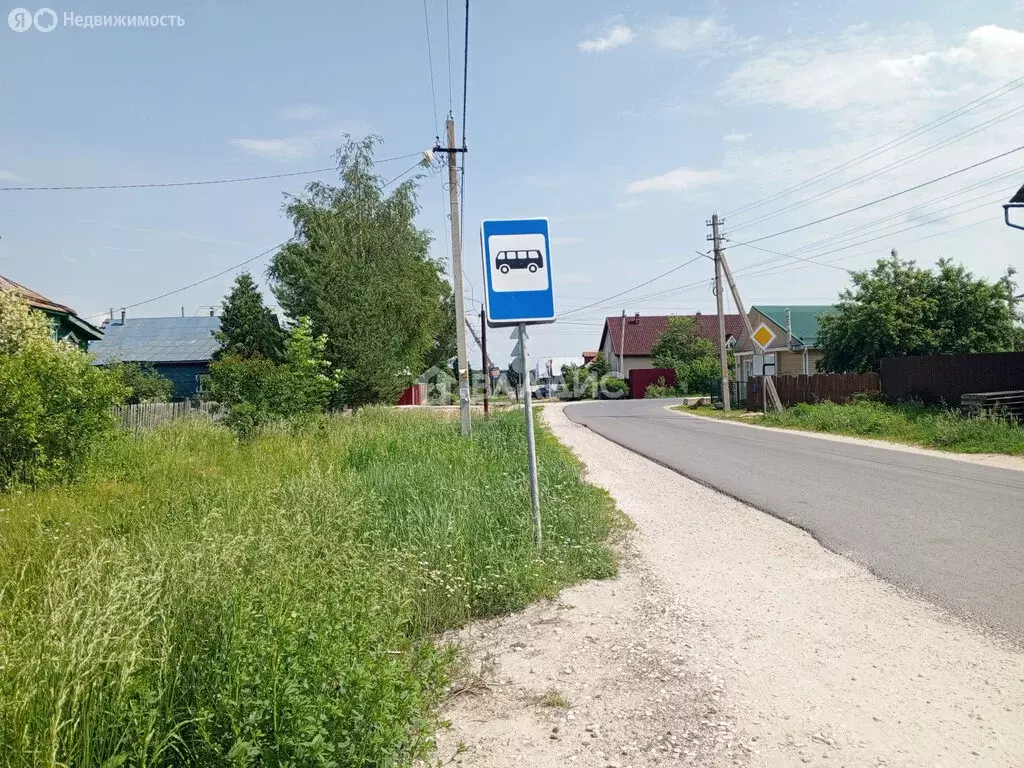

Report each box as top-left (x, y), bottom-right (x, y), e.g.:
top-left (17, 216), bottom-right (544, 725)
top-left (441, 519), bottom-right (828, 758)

top-left (2, 0), bottom-right (1024, 367)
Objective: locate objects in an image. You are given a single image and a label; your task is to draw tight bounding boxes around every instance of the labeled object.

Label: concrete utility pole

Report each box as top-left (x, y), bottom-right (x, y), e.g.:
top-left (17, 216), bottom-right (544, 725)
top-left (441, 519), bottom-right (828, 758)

top-left (710, 213), bottom-right (731, 411)
top-left (619, 308), bottom-right (626, 377)
top-left (443, 116), bottom-right (471, 436)
top-left (718, 248), bottom-right (784, 412)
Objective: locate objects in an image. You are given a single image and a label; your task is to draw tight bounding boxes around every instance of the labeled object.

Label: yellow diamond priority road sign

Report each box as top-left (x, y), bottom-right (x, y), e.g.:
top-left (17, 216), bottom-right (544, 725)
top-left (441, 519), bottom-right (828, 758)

top-left (752, 323), bottom-right (775, 349)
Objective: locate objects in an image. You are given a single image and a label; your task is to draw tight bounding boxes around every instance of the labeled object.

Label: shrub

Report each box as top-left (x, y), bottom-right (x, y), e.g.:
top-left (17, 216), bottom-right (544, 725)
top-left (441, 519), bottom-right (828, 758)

top-left (675, 357), bottom-right (720, 395)
top-left (0, 291), bottom-right (125, 487)
top-left (560, 364), bottom-right (596, 401)
top-left (599, 376), bottom-right (629, 399)
top-left (108, 361), bottom-right (174, 403)
top-left (644, 377), bottom-right (678, 398)
top-left (205, 317), bottom-right (337, 436)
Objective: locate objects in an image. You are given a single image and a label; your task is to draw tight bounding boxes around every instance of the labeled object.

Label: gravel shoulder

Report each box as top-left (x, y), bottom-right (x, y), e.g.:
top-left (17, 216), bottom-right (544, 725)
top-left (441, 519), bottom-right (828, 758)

top-left (434, 404), bottom-right (1024, 768)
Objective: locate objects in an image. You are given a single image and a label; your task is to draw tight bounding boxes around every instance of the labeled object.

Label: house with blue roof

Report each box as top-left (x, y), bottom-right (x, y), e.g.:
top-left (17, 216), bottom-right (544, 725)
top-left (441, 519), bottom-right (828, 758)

top-left (90, 314), bottom-right (221, 400)
top-left (733, 305), bottom-right (837, 383)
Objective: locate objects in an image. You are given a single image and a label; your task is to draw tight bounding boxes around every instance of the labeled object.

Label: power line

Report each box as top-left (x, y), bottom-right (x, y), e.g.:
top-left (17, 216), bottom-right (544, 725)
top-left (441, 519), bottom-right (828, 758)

top-left (88, 161), bottom-right (424, 319)
top-left (0, 153), bottom-right (421, 193)
top-left (560, 255), bottom-right (704, 318)
top-left (730, 145), bottom-right (1024, 248)
top-left (725, 75), bottom-right (1024, 218)
top-left (422, 0), bottom-right (441, 135)
top-left (461, 0), bottom-right (469, 147)
top-left (731, 101), bottom-right (1024, 232)
top-left (445, 0), bottom-right (454, 114)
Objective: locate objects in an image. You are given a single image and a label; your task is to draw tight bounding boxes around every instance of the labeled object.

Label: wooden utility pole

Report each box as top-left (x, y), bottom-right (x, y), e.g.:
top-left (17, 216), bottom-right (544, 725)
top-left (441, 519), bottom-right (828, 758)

top-left (480, 309), bottom-right (489, 415)
top-left (618, 308), bottom-right (626, 377)
top-left (710, 213), bottom-right (731, 410)
top-left (443, 117), bottom-right (471, 435)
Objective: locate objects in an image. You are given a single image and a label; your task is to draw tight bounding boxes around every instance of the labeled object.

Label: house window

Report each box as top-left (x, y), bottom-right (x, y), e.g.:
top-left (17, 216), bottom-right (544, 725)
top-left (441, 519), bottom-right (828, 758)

top-left (195, 373), bottom-right (209, 394)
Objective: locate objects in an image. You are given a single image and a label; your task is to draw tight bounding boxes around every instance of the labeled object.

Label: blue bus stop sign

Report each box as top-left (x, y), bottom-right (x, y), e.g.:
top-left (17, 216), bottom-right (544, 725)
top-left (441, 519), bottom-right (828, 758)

top-left (481, 218), bottom-right (555, 326)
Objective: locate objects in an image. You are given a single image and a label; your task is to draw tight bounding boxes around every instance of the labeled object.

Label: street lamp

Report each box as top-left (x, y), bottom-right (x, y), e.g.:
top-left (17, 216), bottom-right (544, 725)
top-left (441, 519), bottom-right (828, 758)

top-left (1003, 183), bottom-right (1024, 231)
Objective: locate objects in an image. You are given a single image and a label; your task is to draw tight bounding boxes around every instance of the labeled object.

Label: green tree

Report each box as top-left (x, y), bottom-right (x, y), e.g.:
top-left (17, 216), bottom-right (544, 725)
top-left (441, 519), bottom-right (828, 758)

top-left (818, 256), bottom-right (1021, 373)
top-left (0, 291), bottom-right (124, 486)
top-left (214, 272), bottom-right (284, 361)
top-left (269, 136), bottom-right (449, 408)
top-left (588, 352), bottom-right (611, 378)
top-left (651, 317), bottom-right (716, 368)
top-left (205, 317), bottom-right (338, 438)
top-left (423, 289), bottom-right (457, 371)
top-left (108, 361), bottom-right (174, 403)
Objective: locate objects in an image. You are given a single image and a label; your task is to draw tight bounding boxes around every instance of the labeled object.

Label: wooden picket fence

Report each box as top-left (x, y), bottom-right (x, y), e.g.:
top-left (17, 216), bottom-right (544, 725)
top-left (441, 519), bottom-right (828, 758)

top-left (113, 402), bottom-right (218, 434)
top-left (748, 372), bottom-right (881, 410)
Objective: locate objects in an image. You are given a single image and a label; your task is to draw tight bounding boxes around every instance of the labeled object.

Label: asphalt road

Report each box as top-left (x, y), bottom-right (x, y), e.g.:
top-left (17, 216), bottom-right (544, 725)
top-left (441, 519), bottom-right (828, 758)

top-left (565, 398), bottom-right (1024, 642)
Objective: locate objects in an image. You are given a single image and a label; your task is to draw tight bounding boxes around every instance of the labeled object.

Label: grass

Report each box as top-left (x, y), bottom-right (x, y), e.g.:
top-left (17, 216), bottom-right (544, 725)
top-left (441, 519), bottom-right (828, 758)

top-left (532, 689), bottom-right (572, 709)
top-left (676, 400), bottom-right (1024, 456)
top-left (0, 408), bottom-right (626, 767)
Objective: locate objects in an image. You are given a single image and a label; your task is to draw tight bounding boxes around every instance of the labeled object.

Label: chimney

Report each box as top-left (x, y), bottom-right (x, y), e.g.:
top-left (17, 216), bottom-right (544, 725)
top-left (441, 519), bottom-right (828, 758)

top-left (629, 312), bottom-right (640, 324)
top-left (108, 307), bottom-right (114, 323)
top-left (181, 306), bottom-right (185, 317)
top-left (120, 309), bottom-right (126, 325)
top-left (209, 307), bottom-right (215, 317)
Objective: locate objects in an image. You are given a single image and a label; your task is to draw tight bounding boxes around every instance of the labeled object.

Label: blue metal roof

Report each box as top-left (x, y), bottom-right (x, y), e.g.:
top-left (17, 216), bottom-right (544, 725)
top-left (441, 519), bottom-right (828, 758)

top-left (90, 316), bottom-right (221, 365)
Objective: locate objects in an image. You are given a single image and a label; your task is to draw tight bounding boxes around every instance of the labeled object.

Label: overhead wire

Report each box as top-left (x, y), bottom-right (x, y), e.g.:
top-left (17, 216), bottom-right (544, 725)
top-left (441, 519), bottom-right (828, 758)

top-left (725, 74), bottom-right (1024, 218)
top-left (560, 255), bottom-right (705, 318)
top-left (86, 161), bottom-right (424, 320)
top-left (728, 145), bottom-right (1024, 248)
top-left (730, 102), bottom-right (1024, 232)
top-left (422, 0), bottom-right (441, 135)
top-left (0, 153), bottom-right (422, 192)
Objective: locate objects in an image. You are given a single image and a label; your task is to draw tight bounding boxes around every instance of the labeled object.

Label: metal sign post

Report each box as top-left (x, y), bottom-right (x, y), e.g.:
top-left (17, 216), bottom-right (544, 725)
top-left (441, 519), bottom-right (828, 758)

top-left (513, 325), bottom-right (542, 546)
top-left (482, 218), bottom-right (555, 547)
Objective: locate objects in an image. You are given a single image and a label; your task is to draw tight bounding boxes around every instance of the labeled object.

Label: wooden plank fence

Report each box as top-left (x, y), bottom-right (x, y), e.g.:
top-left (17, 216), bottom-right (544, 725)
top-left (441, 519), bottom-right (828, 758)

top-left (748, 372), bottom-right (880, 410)
top-left (113, 402), bottom-right (218, 434)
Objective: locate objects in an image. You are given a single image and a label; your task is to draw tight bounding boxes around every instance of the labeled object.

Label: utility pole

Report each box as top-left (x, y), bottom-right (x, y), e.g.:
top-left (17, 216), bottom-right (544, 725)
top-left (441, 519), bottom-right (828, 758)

top-left (438, 117), bottom-right (471, 435)
top-left (709, 213), bottom-right (731, 410)
top-left (619, 308), bottom-right (626, 377)
top-left (480, 309), bottom-right (489, 416)
top-left (718, 249), bottom-right (784, 412)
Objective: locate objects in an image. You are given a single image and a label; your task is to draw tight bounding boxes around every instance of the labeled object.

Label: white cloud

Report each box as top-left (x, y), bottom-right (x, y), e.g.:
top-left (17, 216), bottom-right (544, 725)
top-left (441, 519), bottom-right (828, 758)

top-left (579, 23), bottom-right (635, 53)
top-left (723, 131), bottom-right (751, 143)
top-left (230, 122), bottom-right (369, 161)
top-left (230, 137), bottom-right (315, 160)
top-left (651, 17), bottom-right (746, 53)
top-left (626, 167), bottom-right (730, 194)
top-left (0, 170), bottom-right (20, 182)
top-left (278, 104), bottom-right (326, 121)
top-left (722, 24), bottom-right (1024, 130)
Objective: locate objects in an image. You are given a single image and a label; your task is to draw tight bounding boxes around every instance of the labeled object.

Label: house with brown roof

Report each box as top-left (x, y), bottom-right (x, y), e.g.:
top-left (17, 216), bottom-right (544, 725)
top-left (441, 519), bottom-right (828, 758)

top-left (597, 312), bottom-right (744, 377)
top-left (0, 273), bottom-right (104, 350)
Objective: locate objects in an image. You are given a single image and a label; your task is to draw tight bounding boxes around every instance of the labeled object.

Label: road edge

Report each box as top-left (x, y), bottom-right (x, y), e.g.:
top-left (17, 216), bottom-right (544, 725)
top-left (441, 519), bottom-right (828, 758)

top-left (663, 404), bottom-right (1024, 473)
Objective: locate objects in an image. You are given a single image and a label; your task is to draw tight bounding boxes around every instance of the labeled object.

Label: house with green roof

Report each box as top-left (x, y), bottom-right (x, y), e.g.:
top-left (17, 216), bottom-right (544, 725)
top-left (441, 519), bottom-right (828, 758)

top-left (733, 305), bottom-right (836, 382)
top-left (0, 273), bottom-right (104, 351)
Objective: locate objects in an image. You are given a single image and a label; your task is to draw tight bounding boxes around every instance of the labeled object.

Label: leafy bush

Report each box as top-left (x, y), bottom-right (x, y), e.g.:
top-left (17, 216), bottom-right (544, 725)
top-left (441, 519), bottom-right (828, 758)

top-left (675, 357), bottom-right (720, 395)
top-left (107, 361), bottom-right (174, 403)
top-left (206, 317), bottom-right (337, 436)
top-left (599, 376), bottom-right (629, 399)
top-left (0, 409), bottom-right (625, 766)
top-left (644, 377), bottom-right (678, 398)
top-left (0, 291), bottom-right (124, 487)
top-left (560, 364), bottom-right (596, 401)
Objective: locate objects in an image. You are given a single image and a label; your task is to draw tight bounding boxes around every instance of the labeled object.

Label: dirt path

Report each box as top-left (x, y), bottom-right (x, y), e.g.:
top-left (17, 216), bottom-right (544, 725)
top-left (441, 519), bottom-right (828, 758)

top-left (434, 404), bottom-right (1024, 768)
